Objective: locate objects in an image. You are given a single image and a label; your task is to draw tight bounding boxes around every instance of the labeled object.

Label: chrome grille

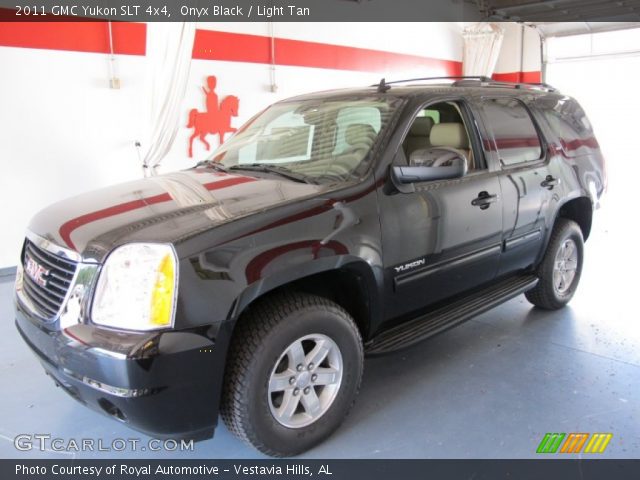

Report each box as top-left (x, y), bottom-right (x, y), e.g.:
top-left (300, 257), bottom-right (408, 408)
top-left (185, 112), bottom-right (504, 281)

top-left (21, 239), bottom-right (78, 320)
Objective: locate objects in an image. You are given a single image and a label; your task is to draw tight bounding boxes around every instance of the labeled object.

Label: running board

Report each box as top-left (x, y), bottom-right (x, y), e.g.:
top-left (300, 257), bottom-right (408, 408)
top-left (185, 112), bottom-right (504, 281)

top-left (365, 274), bottom-right (538, 355)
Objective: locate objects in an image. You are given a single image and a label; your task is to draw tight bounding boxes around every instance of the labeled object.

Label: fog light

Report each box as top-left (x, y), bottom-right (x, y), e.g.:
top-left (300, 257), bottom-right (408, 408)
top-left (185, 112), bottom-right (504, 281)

top-left (81, 376), bottom-right (151, 398)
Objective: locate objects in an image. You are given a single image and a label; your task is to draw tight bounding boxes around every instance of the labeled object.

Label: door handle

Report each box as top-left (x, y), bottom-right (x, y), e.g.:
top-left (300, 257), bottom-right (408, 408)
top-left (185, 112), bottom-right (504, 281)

top-left (471, 191), bottom-right (499, 210)
top-left (541, 175), bottom-right (561, 190)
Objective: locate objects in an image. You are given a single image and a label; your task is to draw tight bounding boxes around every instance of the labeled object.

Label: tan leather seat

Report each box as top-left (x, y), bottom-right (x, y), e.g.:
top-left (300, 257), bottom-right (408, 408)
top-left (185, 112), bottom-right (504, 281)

top-left (411, 123), bottom-right (474, 168)
top-left (430, 123), bottom-right (468, 151)
top-left (404, 117), bottom-right (434, 157)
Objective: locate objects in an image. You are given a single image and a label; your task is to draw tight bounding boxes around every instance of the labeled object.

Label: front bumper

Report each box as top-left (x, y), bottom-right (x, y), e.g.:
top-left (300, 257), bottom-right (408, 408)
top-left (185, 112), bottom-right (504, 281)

top-left (15, 300), bottom-right (222, 440)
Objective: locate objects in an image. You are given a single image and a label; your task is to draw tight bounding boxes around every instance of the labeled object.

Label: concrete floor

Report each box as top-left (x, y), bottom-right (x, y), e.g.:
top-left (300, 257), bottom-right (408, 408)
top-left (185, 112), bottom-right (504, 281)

top-left (1, 204), bottom-right (638, 459)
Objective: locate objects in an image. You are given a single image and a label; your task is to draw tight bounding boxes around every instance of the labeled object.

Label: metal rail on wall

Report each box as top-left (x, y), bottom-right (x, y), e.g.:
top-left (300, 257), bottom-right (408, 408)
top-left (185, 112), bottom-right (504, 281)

top-left (107, 21), bottom-right (120, 89)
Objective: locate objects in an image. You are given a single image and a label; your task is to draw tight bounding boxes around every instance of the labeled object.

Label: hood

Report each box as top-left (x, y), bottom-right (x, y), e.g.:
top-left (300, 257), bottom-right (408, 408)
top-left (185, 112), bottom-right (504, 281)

top-left (28, 168), bottom-right (328, 262)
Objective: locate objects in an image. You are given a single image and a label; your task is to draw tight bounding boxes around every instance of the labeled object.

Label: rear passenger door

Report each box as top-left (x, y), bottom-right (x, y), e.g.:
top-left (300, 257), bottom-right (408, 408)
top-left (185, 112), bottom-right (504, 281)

top-left (476, 96), bottom-right (555, 275)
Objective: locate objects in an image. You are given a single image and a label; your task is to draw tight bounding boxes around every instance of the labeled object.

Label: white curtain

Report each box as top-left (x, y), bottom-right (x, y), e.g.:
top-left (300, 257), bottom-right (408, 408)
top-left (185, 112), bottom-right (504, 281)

top-left (142, 22), bottom-right (196, 177)
top-left (463, 23), bottom-right (505, 78)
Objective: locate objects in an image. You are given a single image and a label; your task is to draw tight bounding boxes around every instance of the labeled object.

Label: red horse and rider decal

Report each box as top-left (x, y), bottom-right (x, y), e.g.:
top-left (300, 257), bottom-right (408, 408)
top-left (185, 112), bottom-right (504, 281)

top-left (187, 75), bottom-right (240, 158)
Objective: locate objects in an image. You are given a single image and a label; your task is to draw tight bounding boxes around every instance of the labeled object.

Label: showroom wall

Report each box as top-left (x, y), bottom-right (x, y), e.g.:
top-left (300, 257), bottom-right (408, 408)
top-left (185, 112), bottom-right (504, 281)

top-left (0, 21), bottom-right (464, 269)
top-left (493, 23), bottom-right (542, 83)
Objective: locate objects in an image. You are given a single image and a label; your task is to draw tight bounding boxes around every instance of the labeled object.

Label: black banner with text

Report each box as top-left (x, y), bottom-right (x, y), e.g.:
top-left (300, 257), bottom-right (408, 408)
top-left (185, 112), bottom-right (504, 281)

top-left (3, 459), bottom-right (640, 480)
top-left (1, 0), bottom-right (638, 22)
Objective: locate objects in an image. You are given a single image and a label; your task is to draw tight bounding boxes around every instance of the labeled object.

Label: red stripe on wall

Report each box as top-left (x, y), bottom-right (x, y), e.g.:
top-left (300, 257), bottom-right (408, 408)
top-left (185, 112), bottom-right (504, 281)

top-left (0, 21), bottom-right (146, 55)
top-left (0, 22), bottom-right (461, 75)
top-left (492, 71), bottom-right (542, 83)
top-left (192, 29), bottom-right (462, 75)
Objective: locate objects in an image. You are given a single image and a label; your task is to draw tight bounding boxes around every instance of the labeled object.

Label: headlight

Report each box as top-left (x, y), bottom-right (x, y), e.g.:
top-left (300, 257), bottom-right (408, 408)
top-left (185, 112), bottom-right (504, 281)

top-left (91, 243), bottom-right (178, 331)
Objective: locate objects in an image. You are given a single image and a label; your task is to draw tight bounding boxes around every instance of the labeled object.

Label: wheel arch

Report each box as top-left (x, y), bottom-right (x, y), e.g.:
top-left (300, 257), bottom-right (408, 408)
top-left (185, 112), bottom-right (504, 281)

top-left (555, 196), bottom-right (593, 241)
top-left (228, 257), bottom-right (382, 341)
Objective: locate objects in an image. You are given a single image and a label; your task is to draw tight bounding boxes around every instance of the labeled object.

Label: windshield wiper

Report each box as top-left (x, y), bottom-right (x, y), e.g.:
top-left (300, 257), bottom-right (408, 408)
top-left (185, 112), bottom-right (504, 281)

top-left (228, 164), bottom-right (318, 184)
top-left (195, 160), bottom-right (229, 172)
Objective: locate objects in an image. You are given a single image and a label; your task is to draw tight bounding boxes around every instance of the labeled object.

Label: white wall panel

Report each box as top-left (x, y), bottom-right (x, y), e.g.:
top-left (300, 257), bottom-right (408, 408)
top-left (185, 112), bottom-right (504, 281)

top-left (493, 22), bottom-right (541, 76)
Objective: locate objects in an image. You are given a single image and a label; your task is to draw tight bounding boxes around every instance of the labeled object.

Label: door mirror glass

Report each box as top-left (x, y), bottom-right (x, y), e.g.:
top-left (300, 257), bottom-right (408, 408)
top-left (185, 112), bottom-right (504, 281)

top-left (391, 147), bottom-right (468, 192)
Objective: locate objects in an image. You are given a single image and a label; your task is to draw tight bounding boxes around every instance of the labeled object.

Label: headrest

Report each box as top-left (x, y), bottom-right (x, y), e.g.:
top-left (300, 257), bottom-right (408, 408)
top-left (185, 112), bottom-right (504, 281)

top-left (430, 123), bottom-right (469, 150)
top-left (409, 116), bottom-right (435, 137)
top-left (345, 123), bottom-right (377, 146)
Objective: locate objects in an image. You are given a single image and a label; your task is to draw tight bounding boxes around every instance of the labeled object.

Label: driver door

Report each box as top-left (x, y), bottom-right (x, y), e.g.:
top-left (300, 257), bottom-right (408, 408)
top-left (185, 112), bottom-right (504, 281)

top-left (378, 99), bottom-right (504, 320)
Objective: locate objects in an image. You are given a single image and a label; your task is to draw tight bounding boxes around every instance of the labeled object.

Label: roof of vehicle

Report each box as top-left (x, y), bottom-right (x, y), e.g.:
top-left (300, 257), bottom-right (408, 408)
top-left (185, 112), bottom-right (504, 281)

top-left (283, 77), bottom-right (562, 102)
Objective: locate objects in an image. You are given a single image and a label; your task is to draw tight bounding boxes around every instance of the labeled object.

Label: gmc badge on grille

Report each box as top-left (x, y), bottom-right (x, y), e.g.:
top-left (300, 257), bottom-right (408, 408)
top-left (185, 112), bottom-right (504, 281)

top-left (24, 255), bottom-right (49, 288)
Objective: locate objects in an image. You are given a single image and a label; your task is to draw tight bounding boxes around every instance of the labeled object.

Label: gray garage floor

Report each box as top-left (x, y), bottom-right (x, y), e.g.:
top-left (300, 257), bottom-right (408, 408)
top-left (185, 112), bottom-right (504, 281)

top-left (1, 205), bottom-right (638, 459)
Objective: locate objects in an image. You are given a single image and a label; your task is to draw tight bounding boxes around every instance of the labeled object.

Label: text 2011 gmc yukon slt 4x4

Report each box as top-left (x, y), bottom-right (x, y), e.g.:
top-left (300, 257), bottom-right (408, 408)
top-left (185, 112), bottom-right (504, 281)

top-left (15, 77), bottom-right (605, 456)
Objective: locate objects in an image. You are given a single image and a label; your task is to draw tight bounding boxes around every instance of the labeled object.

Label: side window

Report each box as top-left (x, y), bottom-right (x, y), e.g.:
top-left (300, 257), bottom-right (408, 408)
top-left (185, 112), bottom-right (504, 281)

top-left (401, 101), bottom-right (481, 171)
top-left (482, 98), bottom-right (543, 166)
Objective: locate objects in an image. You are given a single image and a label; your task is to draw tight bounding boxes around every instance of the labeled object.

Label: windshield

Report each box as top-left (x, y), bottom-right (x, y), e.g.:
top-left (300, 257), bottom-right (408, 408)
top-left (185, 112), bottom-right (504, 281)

top-left (207, 96), bottom-right (402, 183)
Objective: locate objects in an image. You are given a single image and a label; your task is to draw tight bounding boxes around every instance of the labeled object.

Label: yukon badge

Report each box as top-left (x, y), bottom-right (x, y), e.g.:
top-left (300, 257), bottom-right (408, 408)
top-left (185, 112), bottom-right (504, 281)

top-left (394, 258), bottom-right (426, 273)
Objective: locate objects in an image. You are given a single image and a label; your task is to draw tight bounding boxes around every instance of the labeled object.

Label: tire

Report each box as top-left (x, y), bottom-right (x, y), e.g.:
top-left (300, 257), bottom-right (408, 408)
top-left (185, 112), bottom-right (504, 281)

top-left (525, 218), bottom-right (584, 310)
top-left (220, 292), bottom-right (364, 457)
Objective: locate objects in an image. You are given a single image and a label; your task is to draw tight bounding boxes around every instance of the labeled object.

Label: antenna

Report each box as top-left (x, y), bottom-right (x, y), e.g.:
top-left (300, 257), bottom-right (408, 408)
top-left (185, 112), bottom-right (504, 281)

top-left (377, 78), bottom-right (391, 93)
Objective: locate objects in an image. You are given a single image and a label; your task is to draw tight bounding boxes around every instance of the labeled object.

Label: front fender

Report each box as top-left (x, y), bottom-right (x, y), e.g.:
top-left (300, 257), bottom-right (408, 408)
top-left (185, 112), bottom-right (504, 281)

top-left (230, 254), bottom-right (383, 326)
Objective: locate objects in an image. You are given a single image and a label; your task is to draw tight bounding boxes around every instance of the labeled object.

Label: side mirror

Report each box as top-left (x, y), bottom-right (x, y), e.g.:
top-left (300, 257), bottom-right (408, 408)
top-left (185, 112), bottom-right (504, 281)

top-left (390, 149), bottom-right (468, 193)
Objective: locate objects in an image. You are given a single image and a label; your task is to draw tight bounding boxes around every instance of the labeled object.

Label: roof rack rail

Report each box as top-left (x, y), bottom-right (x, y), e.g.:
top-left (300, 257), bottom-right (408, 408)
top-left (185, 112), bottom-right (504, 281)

top-left (454, 78), bottom-right (557, 92)
top-left (373, 76), bottom-right (557, 93)
top-left (374, 76), bottom-right (492, 91)
top-left (527, 82), bottom-right (558, 92)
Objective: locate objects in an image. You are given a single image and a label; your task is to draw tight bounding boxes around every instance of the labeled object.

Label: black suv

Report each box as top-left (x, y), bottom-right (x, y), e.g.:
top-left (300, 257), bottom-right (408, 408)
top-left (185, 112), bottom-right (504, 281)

top-left (14, 77), bottom-right (605, 456)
